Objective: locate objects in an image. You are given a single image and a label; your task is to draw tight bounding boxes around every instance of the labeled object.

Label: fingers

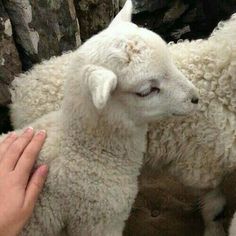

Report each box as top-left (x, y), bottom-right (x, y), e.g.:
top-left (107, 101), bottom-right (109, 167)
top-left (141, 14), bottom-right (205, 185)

top-left (23, 165), bottom-right (48, 213)
top-left (15, 130), bottom-right (46, 183)
top-left (0, 128), bottom-right (34, 173)
top-left (0, 132), bottom-right (18, 162)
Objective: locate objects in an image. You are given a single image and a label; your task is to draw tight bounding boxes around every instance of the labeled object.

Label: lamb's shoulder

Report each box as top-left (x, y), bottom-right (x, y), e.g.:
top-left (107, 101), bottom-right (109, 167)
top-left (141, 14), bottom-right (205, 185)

top-left (55, 141), bottom-right (142, 233)
top-left (29, 144), bottom-right (139, 235)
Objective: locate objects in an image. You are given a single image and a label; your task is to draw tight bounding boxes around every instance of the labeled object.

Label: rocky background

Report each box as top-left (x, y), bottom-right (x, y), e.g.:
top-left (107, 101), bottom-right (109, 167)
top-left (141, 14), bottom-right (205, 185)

top-left (0, 0), bottom-right (236, 235)
top-left (1, 0), bottom-right (236, 132)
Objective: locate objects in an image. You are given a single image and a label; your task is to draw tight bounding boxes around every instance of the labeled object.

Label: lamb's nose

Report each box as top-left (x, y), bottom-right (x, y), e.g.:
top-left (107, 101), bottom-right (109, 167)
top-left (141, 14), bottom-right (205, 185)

top-left (191, 97), bottom-right (199, 104)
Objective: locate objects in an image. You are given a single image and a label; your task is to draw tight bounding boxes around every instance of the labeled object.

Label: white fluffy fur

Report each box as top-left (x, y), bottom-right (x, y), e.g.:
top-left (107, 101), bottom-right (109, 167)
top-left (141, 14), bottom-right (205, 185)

top-left (147, 14), bottom-right (236, 236)
top-left (6, 1), bottom-right (198, 235)
top-left (148, 13), bottom-right (236, 188)
top-left (10, 12), bottom-right (236, 236)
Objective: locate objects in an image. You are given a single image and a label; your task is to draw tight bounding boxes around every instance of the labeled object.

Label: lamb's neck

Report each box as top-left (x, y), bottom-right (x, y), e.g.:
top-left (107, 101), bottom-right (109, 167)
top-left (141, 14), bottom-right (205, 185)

top-left (62, 110), bottom-right (147, 164)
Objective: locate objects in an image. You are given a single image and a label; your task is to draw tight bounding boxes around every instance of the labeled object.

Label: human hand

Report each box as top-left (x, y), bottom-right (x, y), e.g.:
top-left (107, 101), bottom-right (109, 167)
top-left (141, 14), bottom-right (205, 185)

top-left (0, 128), bottom-right (48, 236)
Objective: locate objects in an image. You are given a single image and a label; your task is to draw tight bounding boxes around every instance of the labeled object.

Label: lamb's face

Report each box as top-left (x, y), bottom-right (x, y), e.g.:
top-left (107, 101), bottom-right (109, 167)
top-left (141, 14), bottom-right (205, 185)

top-left (108, 27), bottom-right (199, 124)
top-left (80, 0), bottom-right (199, 125)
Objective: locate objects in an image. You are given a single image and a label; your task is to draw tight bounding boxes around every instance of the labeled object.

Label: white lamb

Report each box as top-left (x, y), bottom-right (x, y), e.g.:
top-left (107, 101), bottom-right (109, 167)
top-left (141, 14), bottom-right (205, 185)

top-left (4, 1), bottom-right (199, 235)
top-left (147, 14), bottom-right (236, 236)
top-left (10, 11), bottom-right (236, 236)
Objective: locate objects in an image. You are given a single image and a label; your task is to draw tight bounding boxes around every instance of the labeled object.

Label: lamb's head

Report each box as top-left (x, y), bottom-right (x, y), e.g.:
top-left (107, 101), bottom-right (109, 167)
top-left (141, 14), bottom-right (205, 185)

top-left (66, 0), bottom-right (199, 127)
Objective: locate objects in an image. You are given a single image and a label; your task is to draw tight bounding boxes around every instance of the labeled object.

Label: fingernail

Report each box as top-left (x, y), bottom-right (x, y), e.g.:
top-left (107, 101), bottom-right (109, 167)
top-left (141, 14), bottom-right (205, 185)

top-left (36, 130), bottom-right (46, 137)
top-left (38, 165), bottom-right (48, 177)
top-left (25, 127), bottom-right (34, 133)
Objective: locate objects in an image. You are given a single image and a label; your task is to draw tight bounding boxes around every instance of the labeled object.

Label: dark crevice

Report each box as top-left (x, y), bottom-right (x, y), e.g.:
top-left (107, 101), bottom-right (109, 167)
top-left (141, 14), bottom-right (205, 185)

top-left (0, 106), bottom-right (13, 133)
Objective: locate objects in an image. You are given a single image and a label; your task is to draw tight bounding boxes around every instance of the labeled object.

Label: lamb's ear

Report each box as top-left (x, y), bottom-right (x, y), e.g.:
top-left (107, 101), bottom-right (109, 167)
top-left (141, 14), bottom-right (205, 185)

top-left (87, 66), bottom-right (117, 110)
top-left (109, 0), bottom-right (133, 27)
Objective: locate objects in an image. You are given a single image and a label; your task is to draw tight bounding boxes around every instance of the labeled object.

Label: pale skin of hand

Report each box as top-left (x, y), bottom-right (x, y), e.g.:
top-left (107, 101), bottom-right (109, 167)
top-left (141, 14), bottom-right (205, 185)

top-left (0, 127), bottom-right (48, 236)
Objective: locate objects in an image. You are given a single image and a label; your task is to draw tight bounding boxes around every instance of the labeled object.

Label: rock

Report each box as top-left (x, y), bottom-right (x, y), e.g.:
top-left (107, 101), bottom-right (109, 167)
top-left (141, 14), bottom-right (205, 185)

top-left (163, 0), bottom-right (189, 23)
top-left (0, 106), bottom-right (12, 133)
top-left (119, 0), bottom-right (127, 8)
top-left (132, 0), bottom-right (236, 42)
top-left (132, 0), bottom-right (172, 14)
top-left (0, 0), bottom-right (21, 133)
top-left (0, 0), bottom-right (21, 106)
top-left (74, 0), bottom-right (119, 41)
top-left (3, 0), bottom-right (81, 70)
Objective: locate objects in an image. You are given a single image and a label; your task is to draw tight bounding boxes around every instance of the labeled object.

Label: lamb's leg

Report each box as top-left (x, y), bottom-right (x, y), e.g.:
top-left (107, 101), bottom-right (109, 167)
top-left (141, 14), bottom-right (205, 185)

top-left (201, 189), bottom-right (226, 236)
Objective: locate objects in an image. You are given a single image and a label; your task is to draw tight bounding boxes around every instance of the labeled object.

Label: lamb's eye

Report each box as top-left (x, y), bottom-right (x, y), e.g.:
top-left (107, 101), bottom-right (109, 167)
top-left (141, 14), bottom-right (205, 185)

top-left (136, 87), bottom-right (160, 97)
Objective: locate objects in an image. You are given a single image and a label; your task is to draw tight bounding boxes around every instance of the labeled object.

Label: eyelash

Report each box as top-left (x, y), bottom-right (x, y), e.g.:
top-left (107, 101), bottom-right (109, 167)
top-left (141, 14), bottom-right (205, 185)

top-left (136, 87), bottom-right (160, 97)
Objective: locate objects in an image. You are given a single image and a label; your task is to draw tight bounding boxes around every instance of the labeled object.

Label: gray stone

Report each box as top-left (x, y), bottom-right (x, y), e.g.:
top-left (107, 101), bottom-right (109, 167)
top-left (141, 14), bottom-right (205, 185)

top-left (0, 0), bottom-right (21, 106)
top-left (133, 0), bottom-right (236, 42)
top-left (132, 0), bottom-right (173, 14)
top-left (74, 0), bottom-right (119, 41)
top-left (3, 0), bottom-right (81, 70)
top-left (163, 0), bottom-right (189, 23)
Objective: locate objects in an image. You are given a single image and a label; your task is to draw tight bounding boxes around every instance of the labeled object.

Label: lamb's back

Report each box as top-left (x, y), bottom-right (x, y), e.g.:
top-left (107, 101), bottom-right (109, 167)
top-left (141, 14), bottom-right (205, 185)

top-left (10, 52), bottom-right (76, 128)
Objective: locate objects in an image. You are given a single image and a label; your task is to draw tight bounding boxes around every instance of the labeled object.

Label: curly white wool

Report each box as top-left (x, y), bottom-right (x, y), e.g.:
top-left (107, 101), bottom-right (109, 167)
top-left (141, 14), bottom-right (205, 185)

top-left (9, 8), bottom-right (236, 236)
top-left (147, 14), bottom-right (236, 236)
top-left (6, 0), bottom-right (200, 235)
top-left (148, 13), bottom-right (236, 188)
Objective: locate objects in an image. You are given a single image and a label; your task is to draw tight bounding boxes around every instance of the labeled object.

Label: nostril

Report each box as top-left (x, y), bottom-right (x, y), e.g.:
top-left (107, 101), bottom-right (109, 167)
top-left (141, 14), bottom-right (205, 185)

top-left (191, 97), bottom-right (199, 104)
